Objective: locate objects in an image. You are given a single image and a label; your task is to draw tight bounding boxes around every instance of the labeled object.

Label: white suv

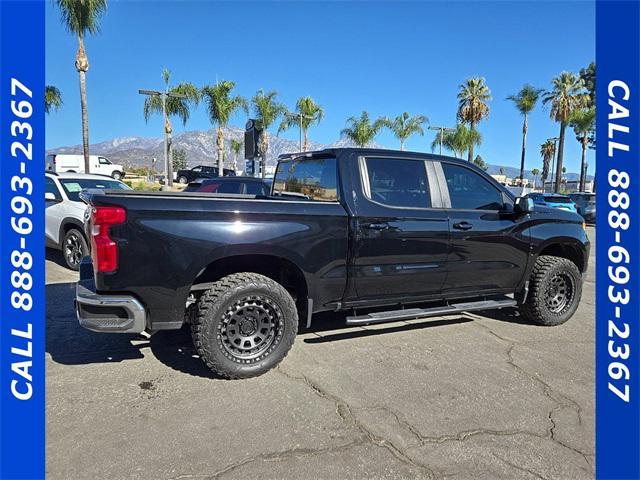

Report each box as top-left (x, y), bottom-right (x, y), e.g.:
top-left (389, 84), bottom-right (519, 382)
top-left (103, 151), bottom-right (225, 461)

top-left (45, 172), bottom-right (131, 270)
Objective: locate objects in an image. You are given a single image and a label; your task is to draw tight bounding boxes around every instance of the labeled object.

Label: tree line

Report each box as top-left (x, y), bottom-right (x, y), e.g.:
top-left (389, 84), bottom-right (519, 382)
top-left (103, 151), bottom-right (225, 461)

top-left (47, 0), bottom-right (595, 190)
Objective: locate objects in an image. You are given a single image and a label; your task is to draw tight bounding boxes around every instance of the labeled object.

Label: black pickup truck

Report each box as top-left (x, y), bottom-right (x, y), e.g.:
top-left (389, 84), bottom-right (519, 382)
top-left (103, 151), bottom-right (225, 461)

top-left (77, 148), bottom-right (589, 379)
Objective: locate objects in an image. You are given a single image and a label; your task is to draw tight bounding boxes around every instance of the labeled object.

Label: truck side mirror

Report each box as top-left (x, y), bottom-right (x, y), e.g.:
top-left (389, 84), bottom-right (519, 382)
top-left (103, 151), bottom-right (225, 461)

top-left (514, 196), bottom-right (534, 214)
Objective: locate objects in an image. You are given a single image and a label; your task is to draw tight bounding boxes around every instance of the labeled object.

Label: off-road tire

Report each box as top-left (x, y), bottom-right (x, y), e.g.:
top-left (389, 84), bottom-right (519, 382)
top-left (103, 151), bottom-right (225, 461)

top-left (519, 255), bottom-right (582, 326)
top-left (191, 273), bottom-right (298, 379)
top-left (62, 228), bottom-right (88, 271)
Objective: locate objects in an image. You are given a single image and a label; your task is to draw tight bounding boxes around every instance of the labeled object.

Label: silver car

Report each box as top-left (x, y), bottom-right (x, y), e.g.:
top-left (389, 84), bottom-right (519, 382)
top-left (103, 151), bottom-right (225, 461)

top-left (45, 172), bottom-right (131, 270)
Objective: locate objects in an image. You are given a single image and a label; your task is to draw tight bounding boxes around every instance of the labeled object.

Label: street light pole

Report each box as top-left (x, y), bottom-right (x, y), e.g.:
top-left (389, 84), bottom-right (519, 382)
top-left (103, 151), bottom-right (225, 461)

top-left (428, 125), bottom-right (456, 156)
top-left (139, 88), bottom-right (187, 189)
top-left (548, 136), bottom-right (560, 193)
top-left (285, 112), bottom-right (315, 152)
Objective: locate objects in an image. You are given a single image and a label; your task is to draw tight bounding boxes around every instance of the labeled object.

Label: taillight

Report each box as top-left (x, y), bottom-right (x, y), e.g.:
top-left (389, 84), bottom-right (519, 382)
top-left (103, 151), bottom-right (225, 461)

top-left (90, 206), bottom-right (126, 273)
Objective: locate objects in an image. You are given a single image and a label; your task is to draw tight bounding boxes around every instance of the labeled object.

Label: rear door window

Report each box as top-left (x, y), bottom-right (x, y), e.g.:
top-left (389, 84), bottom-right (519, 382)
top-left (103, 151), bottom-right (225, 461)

top-left (45, 177), bottom-right (62, 201)
top-left (363, 158), bottom-right (430, 208)
top-left (273, 158), bottom-right (338, 202)
top-left (442, 163), bottom-right (504, 210)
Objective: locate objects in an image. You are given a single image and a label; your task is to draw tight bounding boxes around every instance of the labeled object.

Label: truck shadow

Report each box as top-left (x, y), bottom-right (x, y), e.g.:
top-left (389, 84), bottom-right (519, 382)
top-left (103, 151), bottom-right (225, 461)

top-left (45, 282), bottom-right (517, 379)
top-left (46, 247), bottom-right (68, 269)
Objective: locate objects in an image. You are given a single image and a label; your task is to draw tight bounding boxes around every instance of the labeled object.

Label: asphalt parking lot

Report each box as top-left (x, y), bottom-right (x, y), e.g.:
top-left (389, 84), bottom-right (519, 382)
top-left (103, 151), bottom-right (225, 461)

top-left (46, 227), bottom-right (595, 480)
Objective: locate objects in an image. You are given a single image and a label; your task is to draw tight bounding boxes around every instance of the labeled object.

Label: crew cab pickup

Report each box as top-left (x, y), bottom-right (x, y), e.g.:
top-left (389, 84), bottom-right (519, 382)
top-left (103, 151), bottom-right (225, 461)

top-left (77, 148), bottom-right (589, 379)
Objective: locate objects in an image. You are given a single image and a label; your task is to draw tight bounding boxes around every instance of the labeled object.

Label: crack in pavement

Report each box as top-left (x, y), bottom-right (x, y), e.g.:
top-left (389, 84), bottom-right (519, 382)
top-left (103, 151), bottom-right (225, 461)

top-left (469, 319), bottom-right (593, 473)
top-left (199, 439), bottom-right (368, 480)
top-left (492, 453), bottom-right (549, 480)
top-left (274, 367), bottom-right (436, 479)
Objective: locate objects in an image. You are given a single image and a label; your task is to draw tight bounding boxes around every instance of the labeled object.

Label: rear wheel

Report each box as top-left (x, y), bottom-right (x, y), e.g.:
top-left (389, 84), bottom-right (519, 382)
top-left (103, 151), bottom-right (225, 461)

top-left (62, 228), bottom-right (88, 271)
top-left (191, 273), bottom-right (298, 379)
top-left (519, 255), bottom-right (582, 326)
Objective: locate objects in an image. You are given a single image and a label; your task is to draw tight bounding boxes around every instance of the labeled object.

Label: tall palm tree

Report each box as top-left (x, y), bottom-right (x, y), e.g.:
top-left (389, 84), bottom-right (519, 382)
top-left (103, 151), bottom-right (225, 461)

top-left (56, 0), bottom-right (107, 172)
top-left (457, 77), bottom-right (491, 161)
top-left (542, 71), bottom-right (586, 192)
top-left (340, 111), bottom-right (388, 147)
top-left (531, 168), bottom-right (540, 189)
top-left (201, 81), bottom-right (248, 174)
top-left (387, 112), bottom-right (428, 150)
top-left (507, 84), bottom-right (543, 184)
top-left (278, 96), bottom-right (324, 151)
top-left (230, 138), bottom-right (243, 172)
top-left (430, 124), bottom-right (481, 159)
top-left (540, 139), bottom-right (556, 192)
top-left (143, 68), bottom-right (199, 183)
top-left (251, 90), bottom-right (287, 178)
top-left (570, 108), bottom-right (595, 192)
top-left (45, 86), bottom-right (63, 114)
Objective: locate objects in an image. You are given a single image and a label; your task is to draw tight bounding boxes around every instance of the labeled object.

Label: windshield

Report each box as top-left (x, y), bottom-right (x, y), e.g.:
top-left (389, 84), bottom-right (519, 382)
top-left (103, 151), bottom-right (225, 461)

top-left (60, 178), bottom-right (130, 202)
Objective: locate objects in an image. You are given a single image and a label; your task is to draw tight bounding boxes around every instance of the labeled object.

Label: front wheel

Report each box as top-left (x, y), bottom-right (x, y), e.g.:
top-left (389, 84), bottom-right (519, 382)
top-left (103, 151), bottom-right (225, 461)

top-left (191, 273), bottom-right (298, 379)
top-left (519, 255), bottom-right (582, 326)
top-left (111, 171), bottom-right (123, 180)
top-left (178, 176), bottom-right (188, 184)
top-left (62, 228), bottom-right (88, 271)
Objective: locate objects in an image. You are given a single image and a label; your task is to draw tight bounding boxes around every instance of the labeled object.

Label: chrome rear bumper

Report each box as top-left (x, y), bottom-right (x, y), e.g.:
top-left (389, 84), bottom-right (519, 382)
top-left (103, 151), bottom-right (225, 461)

top-left (75, 260), bottom-right (147, 333)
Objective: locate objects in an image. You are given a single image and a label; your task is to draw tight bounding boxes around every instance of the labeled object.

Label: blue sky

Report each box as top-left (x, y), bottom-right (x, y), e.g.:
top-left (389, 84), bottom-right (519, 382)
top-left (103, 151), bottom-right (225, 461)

top-left (46, 1), bottom-right (595, 173)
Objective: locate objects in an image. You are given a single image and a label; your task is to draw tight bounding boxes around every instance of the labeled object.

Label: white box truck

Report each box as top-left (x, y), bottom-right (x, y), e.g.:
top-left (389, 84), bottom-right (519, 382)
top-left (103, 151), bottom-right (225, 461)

top-left (46, 154), bottom-right (126, 180)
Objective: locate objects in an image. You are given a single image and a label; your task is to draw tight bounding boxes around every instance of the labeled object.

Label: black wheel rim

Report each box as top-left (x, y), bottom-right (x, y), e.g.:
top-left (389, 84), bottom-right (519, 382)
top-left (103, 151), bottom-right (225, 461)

top-left (544, 272), bottom-right (575, 314)
top-left (64, 233), bottom-right (83, 267)
top-left (219, 295), bottom-right (284, 361)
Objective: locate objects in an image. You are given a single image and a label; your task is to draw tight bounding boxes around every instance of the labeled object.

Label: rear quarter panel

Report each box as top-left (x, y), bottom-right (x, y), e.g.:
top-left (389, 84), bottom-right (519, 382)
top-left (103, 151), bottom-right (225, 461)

top-left (92, 194), bottom-right (349, 328)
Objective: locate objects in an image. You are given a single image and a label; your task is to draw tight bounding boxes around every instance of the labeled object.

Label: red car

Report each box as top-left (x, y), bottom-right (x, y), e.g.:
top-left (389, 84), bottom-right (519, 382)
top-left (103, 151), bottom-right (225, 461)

top-left (183, 177), bottom-right (271, 195)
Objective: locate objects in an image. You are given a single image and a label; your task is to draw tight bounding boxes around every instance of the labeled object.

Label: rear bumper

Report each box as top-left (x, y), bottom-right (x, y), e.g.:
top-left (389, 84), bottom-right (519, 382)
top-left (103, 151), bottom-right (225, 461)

top-left (75, 258), bottom-right (147, 333)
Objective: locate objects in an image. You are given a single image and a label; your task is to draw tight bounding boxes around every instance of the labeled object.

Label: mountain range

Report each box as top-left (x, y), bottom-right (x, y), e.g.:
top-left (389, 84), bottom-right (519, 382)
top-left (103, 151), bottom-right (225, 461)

top-left (47, 125), bottom-right (591, 182)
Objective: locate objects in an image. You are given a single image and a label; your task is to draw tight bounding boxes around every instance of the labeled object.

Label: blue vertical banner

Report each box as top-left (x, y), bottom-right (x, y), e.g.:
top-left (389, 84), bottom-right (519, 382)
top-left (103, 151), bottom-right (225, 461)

top-left (596, 0), bottom-right (640, 478)
top-left (0, 0), bottom-right (46, 478)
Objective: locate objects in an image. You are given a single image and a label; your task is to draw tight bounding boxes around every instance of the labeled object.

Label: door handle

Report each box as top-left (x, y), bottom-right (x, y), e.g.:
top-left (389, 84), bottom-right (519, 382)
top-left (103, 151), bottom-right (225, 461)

top-left (453, 221), bottom-right (473, 231)
top-left (362, 222), bottom-right (389, 231)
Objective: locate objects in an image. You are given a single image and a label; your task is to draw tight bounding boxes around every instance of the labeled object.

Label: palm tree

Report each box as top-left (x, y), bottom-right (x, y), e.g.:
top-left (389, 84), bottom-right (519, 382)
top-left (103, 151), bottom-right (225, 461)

top-left (531, 168), bottom-right (540, 189)
top-left (201, 80), bottom-right (248, 174)
top-left (540, 139), bottom-right (556, 192)
top-left (230, 138), bottom-right (243, 172)
top-left (340, 111), bottom-right (388, 147)
top-left (143, 68), bottom-right (199, 183)
top-left (387, 112), bottom-right (428, 150)
top-left (251, 90), bottom-right (287, 178)
top-left (430, 124), bottom-right (481, 159)
top-left (278, 96), bottom-right (324, 151)
top-left (473, 154), bottom-right (488, 171)
top-left (570, 108), bottom-right (595, 192)
top-left (56, 0), bottom-right (107, 173)
top-left (45, 86), bottom-right (63, 114)
top-left (457, 77), bottom-right (491, 161)
top-left (542, 72), bottom-right (586, 192)
top-left (507, 84), bottom-right (543, 184)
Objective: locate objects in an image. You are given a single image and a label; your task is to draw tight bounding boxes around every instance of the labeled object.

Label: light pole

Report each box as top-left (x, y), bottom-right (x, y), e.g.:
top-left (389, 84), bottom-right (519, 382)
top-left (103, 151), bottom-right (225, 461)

top-left (284, 112), bottom-right (315, 152)
top-left (548, 136), bottom-right (560, 192)
top-left (428, 125), bottom-right (456, 155)
top-left (138, 88), bottom-right (187, 188)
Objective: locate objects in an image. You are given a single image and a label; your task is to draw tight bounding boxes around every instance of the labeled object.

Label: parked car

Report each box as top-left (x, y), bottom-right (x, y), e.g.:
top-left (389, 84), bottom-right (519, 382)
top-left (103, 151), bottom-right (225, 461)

top-left (184, 177), bottom-right (271, 195)
top-left (175, 165), bottom-right (236, 184)
top-left (568, 192), bottom-right (596, 223)
top-left (526, 193), bottom-right (578, 213)
top-left (46, 154), bottom-right (126, 180)
top-left (77, 148), bottom-right (589, 379)
top-left (46, 172), bottom-right (131, 270)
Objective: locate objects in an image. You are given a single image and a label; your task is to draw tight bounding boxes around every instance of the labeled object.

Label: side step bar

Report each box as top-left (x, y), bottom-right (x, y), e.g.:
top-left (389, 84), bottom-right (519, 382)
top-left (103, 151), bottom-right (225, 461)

top-left (345, 297), bottom-right (517, 326)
